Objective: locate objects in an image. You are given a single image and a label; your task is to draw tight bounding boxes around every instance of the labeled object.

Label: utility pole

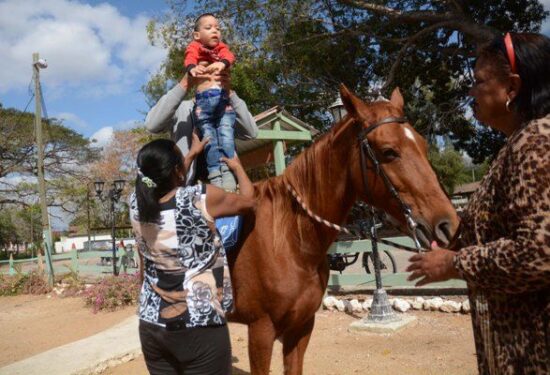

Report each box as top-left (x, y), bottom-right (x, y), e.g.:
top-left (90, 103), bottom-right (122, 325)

top-left (33, 52), bottom-right (55, 286)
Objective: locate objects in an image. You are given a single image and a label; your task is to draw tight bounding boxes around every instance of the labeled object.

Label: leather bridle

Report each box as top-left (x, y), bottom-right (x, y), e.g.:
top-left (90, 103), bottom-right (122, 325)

top-left (285, 115), bottom-right (425, 253)
top-left (358, 116), bottom-right (423, 251)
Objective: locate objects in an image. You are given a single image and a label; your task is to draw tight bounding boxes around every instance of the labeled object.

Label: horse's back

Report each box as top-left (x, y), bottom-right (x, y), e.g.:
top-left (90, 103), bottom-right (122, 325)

top-left (227, 184), bottom-right (328, 327)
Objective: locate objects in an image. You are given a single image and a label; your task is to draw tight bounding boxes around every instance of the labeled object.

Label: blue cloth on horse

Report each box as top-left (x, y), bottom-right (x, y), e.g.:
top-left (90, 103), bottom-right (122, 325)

top-left (215, 215), bottom-right (242, 251)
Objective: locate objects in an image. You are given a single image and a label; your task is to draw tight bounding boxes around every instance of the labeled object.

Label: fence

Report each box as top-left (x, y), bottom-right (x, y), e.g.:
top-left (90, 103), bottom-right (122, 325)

top-left (327, 236), bottom-right (466, 290)
top-left (0, 249), bottom-right (138, 277)
top-left (1, 237), bottom-right (466, 290)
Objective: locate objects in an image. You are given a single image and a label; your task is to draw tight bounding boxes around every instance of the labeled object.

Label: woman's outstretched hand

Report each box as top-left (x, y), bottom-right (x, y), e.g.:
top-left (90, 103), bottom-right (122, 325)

top-left (406, 241), bottom-right (461, 286)
top-left (220, 154), bottom-right (243, 172)
top-left (189, 131), bottom-right (209, 156)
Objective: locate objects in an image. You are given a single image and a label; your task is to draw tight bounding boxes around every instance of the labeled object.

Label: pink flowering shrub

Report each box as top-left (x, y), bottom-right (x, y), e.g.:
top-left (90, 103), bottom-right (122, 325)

top-left (83, 273), bottom-right (141, 313)
top-left (0, 271), bottom-right (51, 296)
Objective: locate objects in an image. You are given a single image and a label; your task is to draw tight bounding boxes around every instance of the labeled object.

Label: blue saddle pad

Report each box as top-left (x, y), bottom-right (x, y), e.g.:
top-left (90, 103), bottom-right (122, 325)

top-left (215, 215), bottom-right (243, 251)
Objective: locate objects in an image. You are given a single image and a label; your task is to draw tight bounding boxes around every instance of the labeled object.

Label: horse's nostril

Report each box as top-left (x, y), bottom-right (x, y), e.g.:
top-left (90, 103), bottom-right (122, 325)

top-left (435, 219), bottom-right (452, 246)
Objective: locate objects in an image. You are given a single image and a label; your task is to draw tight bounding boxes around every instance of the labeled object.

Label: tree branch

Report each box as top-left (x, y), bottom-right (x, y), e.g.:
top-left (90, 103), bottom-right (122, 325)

top-left (382, 21), bottom-right (452, 92)
top-left (338, 0), bottom-right (496, 43)
top-left (443, 0), bottom-right (464, 14)
top-left (337, 0), bottom-right (452, 23)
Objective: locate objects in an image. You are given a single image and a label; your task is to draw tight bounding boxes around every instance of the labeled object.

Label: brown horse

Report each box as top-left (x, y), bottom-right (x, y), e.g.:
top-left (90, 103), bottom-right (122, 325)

top-left (227, 85), bottom-right (460, 375)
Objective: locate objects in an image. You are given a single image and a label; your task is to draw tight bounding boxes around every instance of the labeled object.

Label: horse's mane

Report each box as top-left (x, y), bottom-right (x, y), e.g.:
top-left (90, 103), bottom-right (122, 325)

top-left (255, 116), bottom-right (353, 198)
top-left (252, 116), bottom-right (357, 252)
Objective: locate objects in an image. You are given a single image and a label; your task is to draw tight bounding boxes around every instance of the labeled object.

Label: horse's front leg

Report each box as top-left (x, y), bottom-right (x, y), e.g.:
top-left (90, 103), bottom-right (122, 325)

top-left (282, 316), bottom-right (315, 375)
top-left (248, 317), bottom-right (277, 375)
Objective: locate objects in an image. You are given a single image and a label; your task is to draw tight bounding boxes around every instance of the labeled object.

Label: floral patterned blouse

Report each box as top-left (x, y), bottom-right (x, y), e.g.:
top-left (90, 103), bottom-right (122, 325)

top-left (129, 184), bottom-right (233, 328)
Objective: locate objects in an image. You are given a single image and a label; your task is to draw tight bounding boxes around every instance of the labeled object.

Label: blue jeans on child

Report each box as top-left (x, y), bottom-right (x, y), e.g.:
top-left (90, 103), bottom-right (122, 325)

top-left (194, 88), bottom-right (237, 190)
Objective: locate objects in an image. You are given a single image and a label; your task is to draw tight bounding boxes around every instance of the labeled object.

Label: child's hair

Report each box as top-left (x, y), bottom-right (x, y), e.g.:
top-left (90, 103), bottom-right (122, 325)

top-left (194, 13), bottom-right (217, 31)
top-left (135, 139), bottom-right (183, 223)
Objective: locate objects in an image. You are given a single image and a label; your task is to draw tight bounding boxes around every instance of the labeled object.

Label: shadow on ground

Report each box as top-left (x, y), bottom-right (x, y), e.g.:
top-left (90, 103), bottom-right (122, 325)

top-left (232, 366), bottom-right (250, 375)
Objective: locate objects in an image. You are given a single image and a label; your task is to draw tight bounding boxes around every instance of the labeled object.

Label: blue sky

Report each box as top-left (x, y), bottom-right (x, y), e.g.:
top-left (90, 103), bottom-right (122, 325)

top-left (1, 0), bottom-right (549, 149)
top-left (0, 0), bottom-right (176, 147)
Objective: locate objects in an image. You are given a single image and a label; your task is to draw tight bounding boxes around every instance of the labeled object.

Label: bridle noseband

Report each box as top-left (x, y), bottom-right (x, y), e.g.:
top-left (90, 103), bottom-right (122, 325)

top-left (358, 116), bottom-right (423, 251)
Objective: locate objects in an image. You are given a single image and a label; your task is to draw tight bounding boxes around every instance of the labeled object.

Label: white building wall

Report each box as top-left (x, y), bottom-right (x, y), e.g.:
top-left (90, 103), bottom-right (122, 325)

top-left (55, 234), bottom-right (112, 253)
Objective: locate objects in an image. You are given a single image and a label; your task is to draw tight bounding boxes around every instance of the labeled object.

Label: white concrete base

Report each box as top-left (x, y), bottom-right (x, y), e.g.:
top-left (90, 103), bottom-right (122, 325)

top-left (348, 314), bottom-right (417, 334)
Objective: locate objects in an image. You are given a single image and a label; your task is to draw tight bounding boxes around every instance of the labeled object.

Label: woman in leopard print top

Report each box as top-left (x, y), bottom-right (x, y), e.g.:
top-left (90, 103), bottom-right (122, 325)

top-left (407, 33), bottom-right (550, 374)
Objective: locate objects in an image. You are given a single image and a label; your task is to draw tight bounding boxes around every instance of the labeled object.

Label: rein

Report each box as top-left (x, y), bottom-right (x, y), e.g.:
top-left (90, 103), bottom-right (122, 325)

top-left (285, 183), bottom-right (420, 253)
top-left (285, 115), bottom-right (425, 254)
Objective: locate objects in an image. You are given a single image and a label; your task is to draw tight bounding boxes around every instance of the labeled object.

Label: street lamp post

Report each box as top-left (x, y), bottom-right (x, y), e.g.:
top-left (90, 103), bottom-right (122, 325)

top-left (362, 213), bottom-right (397, 323)
top-left (94, 179), bottom-right (125, 276)
top-left (328, 94), bottom-right (347, 123)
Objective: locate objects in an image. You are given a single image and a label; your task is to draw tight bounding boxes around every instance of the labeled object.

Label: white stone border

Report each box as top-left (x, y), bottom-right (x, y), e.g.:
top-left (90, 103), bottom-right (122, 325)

top-left (323, 296), bottom-right (470, 314)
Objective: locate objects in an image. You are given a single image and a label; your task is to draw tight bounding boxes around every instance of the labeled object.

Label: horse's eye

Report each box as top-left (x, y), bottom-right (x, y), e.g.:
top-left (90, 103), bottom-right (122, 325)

top-left (381, 148), bottom-right (399, 161)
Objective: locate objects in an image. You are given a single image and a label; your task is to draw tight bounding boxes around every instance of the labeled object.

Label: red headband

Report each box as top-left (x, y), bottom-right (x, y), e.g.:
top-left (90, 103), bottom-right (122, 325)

top-left (504, 32), bottom-right (517, 74)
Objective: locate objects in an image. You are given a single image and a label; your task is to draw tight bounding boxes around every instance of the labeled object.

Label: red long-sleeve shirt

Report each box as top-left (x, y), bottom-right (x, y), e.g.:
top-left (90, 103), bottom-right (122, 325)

top-left (184, 40), bottom-right (235, 72)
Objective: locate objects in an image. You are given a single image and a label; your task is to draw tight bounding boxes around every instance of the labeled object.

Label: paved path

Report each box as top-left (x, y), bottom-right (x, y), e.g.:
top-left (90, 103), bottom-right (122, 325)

top-left (0, 316), bottom-right (140, 375)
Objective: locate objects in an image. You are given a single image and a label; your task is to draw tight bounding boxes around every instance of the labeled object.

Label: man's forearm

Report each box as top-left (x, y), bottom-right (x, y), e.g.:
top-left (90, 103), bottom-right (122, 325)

top-left (145, 82), bottom-right (188, 133)
top-left (230, 92), bottom-right (258, 139)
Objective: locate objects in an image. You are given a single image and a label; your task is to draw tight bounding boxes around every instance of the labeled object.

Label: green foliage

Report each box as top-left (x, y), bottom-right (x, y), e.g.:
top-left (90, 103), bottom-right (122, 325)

top-left (429, 145), bottom-right (469, 194)
top-left (0, 205), bottom-right (42, 250)
top-left (144, 0), bottom-right (548, 161)
top-left (0, 105), bottom-right (99, 210)
top-left (0, 211), bottom-right (17, 248)
top-left (428, 144), bottom-right (489, 194)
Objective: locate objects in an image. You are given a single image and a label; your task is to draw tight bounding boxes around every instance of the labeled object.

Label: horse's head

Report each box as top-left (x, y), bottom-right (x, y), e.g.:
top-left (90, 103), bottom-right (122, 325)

top-left (340, 84), bottom-right (459, 247)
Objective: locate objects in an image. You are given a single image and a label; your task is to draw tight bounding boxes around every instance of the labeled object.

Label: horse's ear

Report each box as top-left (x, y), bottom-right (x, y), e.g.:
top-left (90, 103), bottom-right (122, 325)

top-left (390, 87), bottom-right (404, 110)
top-left (339, 84), bottom-right (370, 121)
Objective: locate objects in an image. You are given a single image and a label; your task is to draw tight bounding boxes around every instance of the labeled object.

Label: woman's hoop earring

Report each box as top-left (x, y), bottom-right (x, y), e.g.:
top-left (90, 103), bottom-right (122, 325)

top-left (505, 97), bottom-right (512, 112)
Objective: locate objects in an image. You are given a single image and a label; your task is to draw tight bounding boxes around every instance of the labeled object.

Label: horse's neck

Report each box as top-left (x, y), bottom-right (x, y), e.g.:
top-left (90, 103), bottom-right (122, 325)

top-left (285, 119), bottom-right (359, 251)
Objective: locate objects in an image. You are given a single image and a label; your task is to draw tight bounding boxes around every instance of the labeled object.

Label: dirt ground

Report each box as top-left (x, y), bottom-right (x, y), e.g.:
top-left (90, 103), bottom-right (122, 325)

top-left (0, 294), bottom-right (477, 374)
top-left (0, 294), bottom-right (135, 367)
top-left (105, 311), bottom-right (477, 375)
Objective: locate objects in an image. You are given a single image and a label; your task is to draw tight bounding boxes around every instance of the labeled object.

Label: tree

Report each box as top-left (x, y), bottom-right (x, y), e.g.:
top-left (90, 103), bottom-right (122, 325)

top-left (0, 210), bottom-right (17, 249)
top-left (429, 145), bottom-right (468, 194)
top-left (13, 205), bottom-right (42, 246)
top-left (0, 105), bottom-right (99, 212)
top-left (428, 141), bottom-right (491, 194)
top-left (145, 0), bottom-right (547, 161)
top-left (69, 127), bottom-right (162, 233)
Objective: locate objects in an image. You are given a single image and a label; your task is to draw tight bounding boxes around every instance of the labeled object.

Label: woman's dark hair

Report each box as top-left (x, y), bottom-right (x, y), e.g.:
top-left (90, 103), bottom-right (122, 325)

top-left (135, 139), bottom-right (183, 223)
top-left (478, 32), bottom-right (550, 122)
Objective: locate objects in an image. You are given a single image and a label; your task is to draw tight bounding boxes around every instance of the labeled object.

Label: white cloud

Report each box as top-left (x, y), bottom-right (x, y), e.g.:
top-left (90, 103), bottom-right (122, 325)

top-left (90, 126), bottom-right (113, 148)
top-left (89, 118), bottom-right (143, 148)
top-left (0, 0), bottom-right (166, 96)
top-left (56, 112), bottom-right (88, 130)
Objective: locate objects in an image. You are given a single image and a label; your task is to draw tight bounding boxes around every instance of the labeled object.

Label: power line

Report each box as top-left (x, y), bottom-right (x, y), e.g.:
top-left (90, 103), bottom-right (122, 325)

top-left (38, 82), bottom-right (48, 120)
top-left (23, 92), bottom-right (35, 113)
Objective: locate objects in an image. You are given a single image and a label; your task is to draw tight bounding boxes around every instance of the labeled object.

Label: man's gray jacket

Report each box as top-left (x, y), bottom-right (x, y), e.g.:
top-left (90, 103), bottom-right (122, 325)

top-left (145, 84), bottom-right (258, 184)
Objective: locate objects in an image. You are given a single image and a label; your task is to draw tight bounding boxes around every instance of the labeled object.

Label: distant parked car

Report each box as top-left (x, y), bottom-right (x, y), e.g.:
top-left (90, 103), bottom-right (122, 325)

top-left (82, 240), bottom-right (112, 252)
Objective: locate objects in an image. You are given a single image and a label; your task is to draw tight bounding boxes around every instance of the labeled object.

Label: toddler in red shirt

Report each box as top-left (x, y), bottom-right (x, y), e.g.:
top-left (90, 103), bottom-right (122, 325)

top-left (184, 13), bottom-right (238, 191)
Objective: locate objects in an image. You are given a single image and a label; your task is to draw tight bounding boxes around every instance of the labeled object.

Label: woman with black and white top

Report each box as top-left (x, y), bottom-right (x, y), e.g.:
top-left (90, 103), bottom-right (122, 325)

top-left (129, 136), bottom-right (255, 375)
